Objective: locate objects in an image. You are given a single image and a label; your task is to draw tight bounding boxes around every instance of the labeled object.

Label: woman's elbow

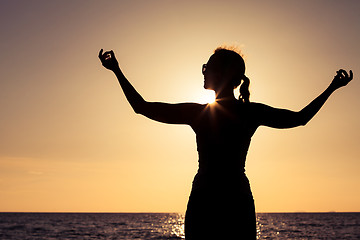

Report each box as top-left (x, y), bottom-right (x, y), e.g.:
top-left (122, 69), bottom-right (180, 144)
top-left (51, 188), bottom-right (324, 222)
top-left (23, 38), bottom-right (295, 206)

top-left (296, 111), bottom-right (312, 126)
top-left (296, 113), bottom-right (310, 126)
top-left (133, 104), bottom-right (145, 114)
top-left (131, 100), bottom-right (147, 115)
top-left (299, 120), bottom-right (308, 126)
top-left (281, 112), bottom-right (309, 128)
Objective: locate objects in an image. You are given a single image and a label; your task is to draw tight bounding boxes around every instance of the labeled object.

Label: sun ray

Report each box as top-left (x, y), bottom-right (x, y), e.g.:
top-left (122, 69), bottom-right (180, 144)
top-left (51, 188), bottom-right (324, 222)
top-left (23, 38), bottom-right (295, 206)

top-left (197, 90), bottom-right (215, 104)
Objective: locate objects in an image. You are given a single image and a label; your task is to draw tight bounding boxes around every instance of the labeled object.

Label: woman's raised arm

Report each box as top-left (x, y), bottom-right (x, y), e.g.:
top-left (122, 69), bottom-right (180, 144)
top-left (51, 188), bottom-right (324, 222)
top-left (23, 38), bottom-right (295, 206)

top-left (257, 69), bottom-right (353, 129)
top-left (98, 49), bottom-right (202, 125)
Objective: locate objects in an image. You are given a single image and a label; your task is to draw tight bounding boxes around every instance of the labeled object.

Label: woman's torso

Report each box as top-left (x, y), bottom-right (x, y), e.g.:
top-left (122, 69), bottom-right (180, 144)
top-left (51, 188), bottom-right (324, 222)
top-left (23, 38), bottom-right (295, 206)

top-left (190, 100), bottom-right (260, 192)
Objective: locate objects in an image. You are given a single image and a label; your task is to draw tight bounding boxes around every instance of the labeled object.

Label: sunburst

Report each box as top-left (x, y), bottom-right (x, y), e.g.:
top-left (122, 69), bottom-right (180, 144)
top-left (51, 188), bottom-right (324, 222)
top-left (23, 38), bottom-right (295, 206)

top-left (198, 90), bottom-right (216, 104)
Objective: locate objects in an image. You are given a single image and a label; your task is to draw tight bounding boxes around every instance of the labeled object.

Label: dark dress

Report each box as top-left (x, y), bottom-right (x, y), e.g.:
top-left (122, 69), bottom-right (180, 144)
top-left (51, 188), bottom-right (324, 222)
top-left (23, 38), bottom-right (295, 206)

top-left (185, 100), bottom-right (260, 239)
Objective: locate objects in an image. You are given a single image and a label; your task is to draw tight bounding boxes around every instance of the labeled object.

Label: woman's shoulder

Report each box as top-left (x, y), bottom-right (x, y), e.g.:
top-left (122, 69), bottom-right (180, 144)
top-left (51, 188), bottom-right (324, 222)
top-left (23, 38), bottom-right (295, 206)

top-left (248, 102), bottom-right (267, 107)
top-left (238, 101), bottom-right (267, 109)
top-left (246, 102), bottom-right (272, 110)
top-left (176, 102), bottom-right (208, 116)
top-left (238, 102), bottom-right (274, 117)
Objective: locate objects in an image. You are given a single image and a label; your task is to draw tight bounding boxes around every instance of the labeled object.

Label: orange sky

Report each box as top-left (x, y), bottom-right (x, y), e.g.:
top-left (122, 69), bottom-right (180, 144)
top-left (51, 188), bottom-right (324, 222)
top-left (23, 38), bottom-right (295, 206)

top-left (0, 0), bottom-right (359, 213)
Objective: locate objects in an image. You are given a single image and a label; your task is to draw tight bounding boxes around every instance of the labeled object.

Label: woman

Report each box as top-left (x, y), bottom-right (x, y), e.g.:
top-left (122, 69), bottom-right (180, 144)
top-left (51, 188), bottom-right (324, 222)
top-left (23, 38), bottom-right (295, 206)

top-left (98, 47), bottom-right (353, 239)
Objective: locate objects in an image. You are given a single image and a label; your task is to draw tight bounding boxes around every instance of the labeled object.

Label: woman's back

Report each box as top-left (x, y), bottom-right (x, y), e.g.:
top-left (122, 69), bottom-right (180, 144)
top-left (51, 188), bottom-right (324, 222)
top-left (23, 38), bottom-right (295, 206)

top-left (186, 101), bottom-right (258, 239)
top-left (191, 100), bottom-right (259, 176)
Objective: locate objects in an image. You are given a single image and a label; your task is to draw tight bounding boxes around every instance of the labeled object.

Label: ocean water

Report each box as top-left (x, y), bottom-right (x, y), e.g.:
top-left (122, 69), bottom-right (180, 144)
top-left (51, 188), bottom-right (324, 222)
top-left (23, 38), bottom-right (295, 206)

top-left (0, 212), bottom-right (359, 239)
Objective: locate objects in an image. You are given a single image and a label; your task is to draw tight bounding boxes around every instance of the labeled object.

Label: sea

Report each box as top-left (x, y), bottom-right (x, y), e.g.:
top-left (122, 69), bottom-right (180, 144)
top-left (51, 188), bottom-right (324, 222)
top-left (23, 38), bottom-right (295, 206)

top-left (0, 212), bottom-right (359, 239)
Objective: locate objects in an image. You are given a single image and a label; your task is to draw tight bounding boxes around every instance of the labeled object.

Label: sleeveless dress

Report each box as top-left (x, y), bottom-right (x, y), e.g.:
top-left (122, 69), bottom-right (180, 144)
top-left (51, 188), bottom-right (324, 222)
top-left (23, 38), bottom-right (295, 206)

top-left (185, 101), bottom-right (260, 239)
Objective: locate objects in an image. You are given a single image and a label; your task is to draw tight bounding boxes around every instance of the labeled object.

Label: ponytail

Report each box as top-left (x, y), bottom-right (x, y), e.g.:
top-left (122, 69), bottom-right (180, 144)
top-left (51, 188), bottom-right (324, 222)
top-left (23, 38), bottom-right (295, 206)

top-left (239, 75), bottom-right (250, 103)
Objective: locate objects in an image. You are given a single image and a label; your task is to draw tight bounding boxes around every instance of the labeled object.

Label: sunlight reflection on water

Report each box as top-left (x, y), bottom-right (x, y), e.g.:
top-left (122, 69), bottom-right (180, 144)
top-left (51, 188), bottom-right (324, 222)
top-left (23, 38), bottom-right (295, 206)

top-left (1, 212), bottom-right (359, 239)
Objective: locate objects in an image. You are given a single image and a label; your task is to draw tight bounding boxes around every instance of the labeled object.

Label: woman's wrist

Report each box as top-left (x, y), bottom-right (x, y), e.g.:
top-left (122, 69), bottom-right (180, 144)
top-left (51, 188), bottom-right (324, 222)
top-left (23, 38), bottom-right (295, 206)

top-left (112, 66), bottom-right (122, 74)
top-left (327, 82), bottom-right (338, 93)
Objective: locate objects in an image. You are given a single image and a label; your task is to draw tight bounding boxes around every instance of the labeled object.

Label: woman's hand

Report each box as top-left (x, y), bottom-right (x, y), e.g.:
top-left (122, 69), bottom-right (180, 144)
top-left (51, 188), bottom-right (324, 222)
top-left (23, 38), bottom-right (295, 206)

top-left (330, 69), bottom-right (353, 90)
top-left (98, 49), bottom-right (120, 72)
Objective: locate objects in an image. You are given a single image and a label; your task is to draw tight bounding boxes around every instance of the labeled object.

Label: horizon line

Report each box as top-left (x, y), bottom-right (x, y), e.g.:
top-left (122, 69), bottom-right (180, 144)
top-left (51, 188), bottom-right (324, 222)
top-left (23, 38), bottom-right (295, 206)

top-left (1, 211), bottom-right (359, 214)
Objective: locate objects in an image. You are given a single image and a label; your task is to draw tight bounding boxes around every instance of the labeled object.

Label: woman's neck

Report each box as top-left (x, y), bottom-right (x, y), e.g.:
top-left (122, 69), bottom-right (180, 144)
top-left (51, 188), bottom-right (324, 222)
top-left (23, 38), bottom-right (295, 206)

top-left (215, 89), bottom-right (236, 102)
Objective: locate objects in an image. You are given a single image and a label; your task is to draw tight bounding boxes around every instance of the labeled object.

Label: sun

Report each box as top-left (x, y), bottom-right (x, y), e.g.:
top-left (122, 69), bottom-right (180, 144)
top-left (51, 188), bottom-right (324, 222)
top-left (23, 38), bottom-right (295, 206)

top-left (197, 90), bottom-right (216, 104)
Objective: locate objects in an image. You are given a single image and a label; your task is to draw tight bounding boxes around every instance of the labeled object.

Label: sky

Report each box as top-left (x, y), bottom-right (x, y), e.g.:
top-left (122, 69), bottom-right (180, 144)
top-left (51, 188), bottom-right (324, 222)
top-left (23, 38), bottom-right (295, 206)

top-left (0, 0), bottom-right (359, 213)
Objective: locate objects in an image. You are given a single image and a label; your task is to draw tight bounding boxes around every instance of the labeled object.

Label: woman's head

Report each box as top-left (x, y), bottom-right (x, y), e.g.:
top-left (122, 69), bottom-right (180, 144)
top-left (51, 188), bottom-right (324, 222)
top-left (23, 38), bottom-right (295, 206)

top-left (203, 47), bottom-right (250, 103)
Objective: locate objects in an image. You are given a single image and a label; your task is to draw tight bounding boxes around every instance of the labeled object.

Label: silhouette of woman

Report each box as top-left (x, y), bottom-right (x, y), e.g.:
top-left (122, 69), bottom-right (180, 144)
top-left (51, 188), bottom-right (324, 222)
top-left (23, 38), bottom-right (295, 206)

top-left (99, 47), bottom-right (353, 239)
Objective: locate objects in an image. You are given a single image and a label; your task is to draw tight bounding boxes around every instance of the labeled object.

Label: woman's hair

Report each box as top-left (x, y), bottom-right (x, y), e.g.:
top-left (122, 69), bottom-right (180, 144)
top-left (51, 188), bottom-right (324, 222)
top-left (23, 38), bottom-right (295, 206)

top-left (213, 47), bottom-right (250, 103)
